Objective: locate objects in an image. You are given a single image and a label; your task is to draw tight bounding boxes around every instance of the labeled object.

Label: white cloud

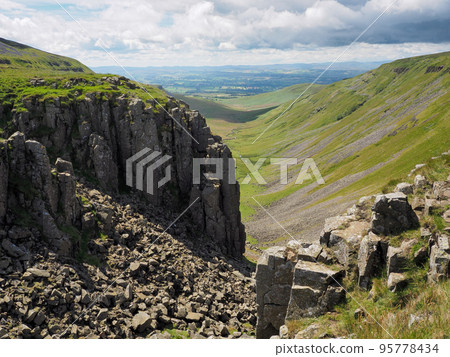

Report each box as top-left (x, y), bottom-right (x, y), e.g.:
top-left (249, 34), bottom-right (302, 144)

top-left (0, 0), bottom-right (448, 66)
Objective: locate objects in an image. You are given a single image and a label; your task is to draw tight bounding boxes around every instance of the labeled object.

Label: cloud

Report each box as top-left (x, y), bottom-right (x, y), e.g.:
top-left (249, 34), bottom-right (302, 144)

top-left (0, 0), bottom-right (449, 66)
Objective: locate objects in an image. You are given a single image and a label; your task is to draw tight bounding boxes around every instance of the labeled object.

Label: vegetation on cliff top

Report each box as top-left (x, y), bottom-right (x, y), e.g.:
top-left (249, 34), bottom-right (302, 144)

top-left (0, 38), bottom-right (169, 139)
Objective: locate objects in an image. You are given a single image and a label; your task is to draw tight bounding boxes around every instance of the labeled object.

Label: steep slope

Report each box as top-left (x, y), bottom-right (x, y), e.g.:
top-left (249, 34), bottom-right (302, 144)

top-left (224, 52), bottom-right (450, 247)
top-left (0, 38), bottom-right (92, 74)
top-left (0, 40), bottom-right (256, 338)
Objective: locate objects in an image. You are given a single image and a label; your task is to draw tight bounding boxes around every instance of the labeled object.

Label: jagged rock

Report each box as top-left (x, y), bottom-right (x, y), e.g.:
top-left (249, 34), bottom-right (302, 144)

top-left (432, 181), bottom-right (450, 200)
top-left (324, 220), bottom-right (370, 266)
top-left (387, 239), bottom-right (417, 274)
top-left (58, 172), bottom-right (79, 224)
top-left (255, 246), bottom-right (295, 339)
top-left (131, 312), bottom-right (152, 332)
top-left (2, 239), bottom-right (26, 258)
top-left (297, 243), bottom-right (322, 262)
top-left (428, 235), bottom-right (450, 282)
top-left (81, 212), bottom-right (96, 233)
top-left (395, 182), bottom-right (414, 195)
top-left (443, 210), bottom-right (450, 224)
top-left (411, 197), bottom-right (425, 213)
top-left (413, 247), bottom-right (428, 265)
top-left (387, 273), bottom-right (408, 291)
top-left (41, 210), bottom-right (72, 256)
top-left (55, 158), bottom-right (74, 175)
top-left (186, 312), bottom-right (204, 322)
top-left (219, 324), bottom-right (229, 337)
top-left (0, 142), bottom-right (8, 223)
top-left (371, 192), bottom-right (419, 235)
top-left (319, 215), bottom-right (354, 246)
top-left (357, 232), bottom-right (384, 289)
top-left (26, 268), bottom-right (50, 278)
top-left (414, 175), bottom-right (427, 189)
top-left (88, 134), bottom-right (118, 193)
top-left (285, 261), bottom-right (345, 320)
top-left (424, 198), bottom-right (442, 216)
top-left (96, 308), bottom-right (109, 321)
top-left (24, 139), bottom-right (58, 214)
top-left (7, 226), bottom-right (32, 240)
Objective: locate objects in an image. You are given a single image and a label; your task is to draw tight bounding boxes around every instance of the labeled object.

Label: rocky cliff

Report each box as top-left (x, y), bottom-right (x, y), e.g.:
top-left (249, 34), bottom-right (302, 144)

top-left (0, 134), bottom-right (257, 337)
top-left (0, 77), bottom-right (257, 338)
top-left (1, 75), bottom-right (245, 258)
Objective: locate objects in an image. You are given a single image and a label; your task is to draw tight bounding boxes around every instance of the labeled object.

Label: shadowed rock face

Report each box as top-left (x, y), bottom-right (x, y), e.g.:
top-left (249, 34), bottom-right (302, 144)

top-left (255, 242), bottom-right (345, 339)
top-left (4, 92), bottom-right (245, 257)
top-left (371, 192), bottom-right (419, 235)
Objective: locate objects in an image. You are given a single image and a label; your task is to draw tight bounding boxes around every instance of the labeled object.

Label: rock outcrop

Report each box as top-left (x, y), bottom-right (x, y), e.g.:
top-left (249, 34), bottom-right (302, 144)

top-left (255, 242), bottom-right (345, 339)
top-left (255, 246), bottom-right (294, 339)
top-left (4, 87), bottom-right (245, 257)
top-left (255, 167), bottom-right (450, 338)
top-left (371, 192), bottom-right (419, 235)
top-left (1, 132), bottom-right (78, 256)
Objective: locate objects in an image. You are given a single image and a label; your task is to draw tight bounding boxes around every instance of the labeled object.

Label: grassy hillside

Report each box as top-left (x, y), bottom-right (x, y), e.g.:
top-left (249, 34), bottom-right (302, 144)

top-left (221, 51), bottom-right (450, 247)
top-left (0, 39), bottom-right (168, 140)
top-left (175, 94), bottom-right (275, 123)
top-left (0, 38), bottom-right (92, 74)
top-left (177, 84), bottom-right (322, 139)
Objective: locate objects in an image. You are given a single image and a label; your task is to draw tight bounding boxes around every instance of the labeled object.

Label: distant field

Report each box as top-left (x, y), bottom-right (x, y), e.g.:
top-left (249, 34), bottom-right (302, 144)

top-left (175, 94), bottom-right (277, 123)
top-left (218, 83), bottom-right (321, 110)
top-left (94, 62), bottom-right (381, 97)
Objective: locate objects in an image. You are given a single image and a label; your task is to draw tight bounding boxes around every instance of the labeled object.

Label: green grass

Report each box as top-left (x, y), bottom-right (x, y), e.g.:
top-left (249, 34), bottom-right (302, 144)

top-left (0, 37), bottom-right (92, 73)
top-left (218, 83), bottom-right (322, 111)
top-left (215, 51), bottom-right (450, 224)
top-left (163, 329), bottom-right (190, 339)
top-left (176, 94), bottom-right (277, 123)
top-left (0, 38), bottom-right (169, 141)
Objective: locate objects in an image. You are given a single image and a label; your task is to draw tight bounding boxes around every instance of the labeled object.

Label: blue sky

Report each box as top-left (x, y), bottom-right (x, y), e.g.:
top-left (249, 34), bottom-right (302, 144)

top-left (0, 0), bottom-right (449, 66)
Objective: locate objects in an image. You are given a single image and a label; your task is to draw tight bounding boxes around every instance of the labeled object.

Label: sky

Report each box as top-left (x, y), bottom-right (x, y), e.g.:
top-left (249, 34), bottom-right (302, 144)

top-left (0, 0), bottom-right (449, 67)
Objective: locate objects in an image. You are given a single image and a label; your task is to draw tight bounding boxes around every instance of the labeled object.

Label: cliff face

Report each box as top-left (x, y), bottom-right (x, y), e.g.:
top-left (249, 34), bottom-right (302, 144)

top-left (0, 133), bottom-right (257, 339)
top-left (1, 77), bottom-right (245, 257)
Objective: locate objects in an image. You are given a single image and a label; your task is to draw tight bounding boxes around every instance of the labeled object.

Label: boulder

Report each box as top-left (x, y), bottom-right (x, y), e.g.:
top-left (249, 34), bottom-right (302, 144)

top-left (255, 246), bottom-right (295, 339)
top-left (324, 220), bottom-right (370, 266)
top-left (432, 181), bottom-right (450, 200)
top-left (371, 192), bottom-right (419, 235)
top-left (319, 215), bottom-right (354, 246)
top-left (414, 175), bottom-right (427, 188)
top-left (26, 268), bottom-right (50, 278)
top-left (285, 261), bottom-right (345, 320)
top-left (357, 232), bottom-right (384, 289)
top-left (131, 312), bottom-right (152, 332)
top-left (2, 239), bottom-right (26, 258)
top-left (428, 235), bottom-right (450, 282)
top-left (394, 182), bottom-right (414, 195)
top-left (297, 244), bottom-right (322, 262)
top-left (387, 273), bottom-right (408, 291)
top-left (55, 158), bottom-right (74, 175)
top-left (387, 239), bottom-right (417, 274)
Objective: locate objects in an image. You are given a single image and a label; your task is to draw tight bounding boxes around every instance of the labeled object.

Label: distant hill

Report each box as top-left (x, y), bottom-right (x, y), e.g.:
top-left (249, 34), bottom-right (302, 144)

top-left (94, 62), bottom-right (381, 97)
top-left (0, 38), bottom-right (93, 74)
top-left (222, 51), bottom-right (450, 246)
